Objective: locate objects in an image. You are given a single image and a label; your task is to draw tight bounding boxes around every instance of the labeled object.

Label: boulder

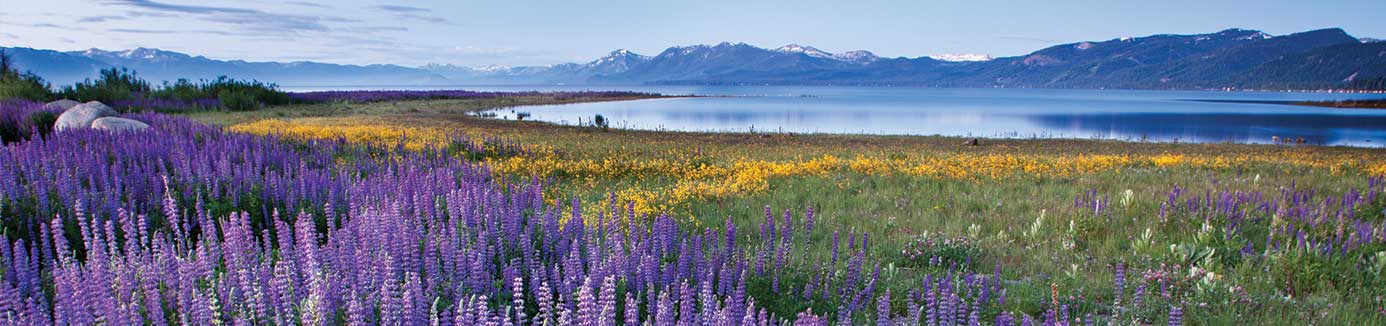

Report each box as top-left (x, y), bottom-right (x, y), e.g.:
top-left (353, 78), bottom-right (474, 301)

top-left (90, 117), bottom-right (150, 132)
top-left (44, 99), bottom-right (81, 111)
top-left (54, 101), bottom-right (117, 131)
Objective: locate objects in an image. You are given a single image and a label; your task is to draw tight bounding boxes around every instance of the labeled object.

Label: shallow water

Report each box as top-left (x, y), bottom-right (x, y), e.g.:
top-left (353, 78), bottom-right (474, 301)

top-left (287, 85), bottom-right (1386, 147)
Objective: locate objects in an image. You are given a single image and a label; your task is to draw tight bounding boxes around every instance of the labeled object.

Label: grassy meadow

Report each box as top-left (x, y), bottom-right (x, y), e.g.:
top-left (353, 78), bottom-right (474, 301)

top-left (192, 97), bottom-right (1386, 324)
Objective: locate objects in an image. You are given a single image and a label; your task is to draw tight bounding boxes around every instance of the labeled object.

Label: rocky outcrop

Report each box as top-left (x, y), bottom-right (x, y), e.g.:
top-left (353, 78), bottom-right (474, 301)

top-left (54, 101), bottom-right (118, 132)
top-left (44, 99), bottom-right (81, 111)
top-left (90, 117), bottom-right (150, 132)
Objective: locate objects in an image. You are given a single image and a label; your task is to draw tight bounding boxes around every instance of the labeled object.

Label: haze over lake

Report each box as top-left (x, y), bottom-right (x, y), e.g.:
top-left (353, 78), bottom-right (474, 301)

top-left (314, 86), bottom-right (1386, 147)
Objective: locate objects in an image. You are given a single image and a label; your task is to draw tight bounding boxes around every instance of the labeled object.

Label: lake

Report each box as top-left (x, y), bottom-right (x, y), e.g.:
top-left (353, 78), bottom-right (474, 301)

top-left (286, 85), bottom-right (1386, 147)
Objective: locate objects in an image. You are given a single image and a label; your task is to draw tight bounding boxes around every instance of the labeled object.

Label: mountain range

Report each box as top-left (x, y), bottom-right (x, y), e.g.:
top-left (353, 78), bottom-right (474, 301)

top-left (3, 28), bottom-right (1383, 90)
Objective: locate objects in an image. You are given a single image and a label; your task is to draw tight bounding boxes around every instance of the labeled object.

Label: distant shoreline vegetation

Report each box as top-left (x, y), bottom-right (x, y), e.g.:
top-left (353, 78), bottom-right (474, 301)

top-left (2, 49), bottom-right (671, 113)
top-left (9, 28), bottom-right (1386, 93)
top-left (1184, 98), bottom-right (1386, 109)
top-left (286, 89), bottom-right (666, 103)
top-left (646, 80), bottom-right (1386, 94)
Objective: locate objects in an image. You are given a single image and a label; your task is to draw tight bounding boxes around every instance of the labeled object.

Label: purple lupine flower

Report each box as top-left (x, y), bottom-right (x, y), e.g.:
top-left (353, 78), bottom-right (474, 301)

top-left (577, 277), bottom-right (598, 326)
top-left (1132, 283), bottom-right (1145, 308)
top-left (677, 281), bottom-right (695, 326)
top-left (347, 290), bottom-right (369, 326)
top-left (624, 291), bottom-right (640, 326)
top-left (794, 309), bottom-right (826, 326)
top-left (995, 312), bottom-right (1013, 326)
top-left (1168, 306), bottom-right (1183, 326)
top-left (654, 291), bottom-right (675, 326)
top-left (1114, 262), bottom-right (1125, 307)
top-left (876, 290), bottom-right (892, 326)
top-left (513, 277), bottom-right (528, 326)
top-left (1059, 304), bottom-right (1069, 326)
top-left (968, 301), bottom-right (980, 326)
top-left (9, 101), bottom-right (1365, 326)
top-left (599, 276), bottom-right (618, 326)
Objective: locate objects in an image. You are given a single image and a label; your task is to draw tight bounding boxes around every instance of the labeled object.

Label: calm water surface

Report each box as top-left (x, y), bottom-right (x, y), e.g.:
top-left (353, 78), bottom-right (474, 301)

top-left (287, 85), bottom-right (1386, 147)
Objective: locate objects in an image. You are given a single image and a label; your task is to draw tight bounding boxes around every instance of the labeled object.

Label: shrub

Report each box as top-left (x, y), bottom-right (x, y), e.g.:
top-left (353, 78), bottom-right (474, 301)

top-left (0, 100), bottom-right (61, 143)
top-left (155, 78), bottom-right (206, 101)
top-left (218, 89), bottom-right (260, 111)
top-left (158, 76), bottom-right (291, 106)
top-left (56, 67), bottom-right (151, 103)
top-left (593, 114), bottom-right (610, 131)
top-left (28, 111), bottom-right (57, 137)
top-left (900, 231), bottom-right (981, 269)
top-left (0, 50), bottom-right (53, 101)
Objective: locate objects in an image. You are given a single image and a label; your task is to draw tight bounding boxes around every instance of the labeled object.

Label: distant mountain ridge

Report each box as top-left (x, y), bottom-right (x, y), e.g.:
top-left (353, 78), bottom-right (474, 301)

top-left (4, 27), bottom-right (1383, 90)
top-left (2, 47), bottom-right (447, 87)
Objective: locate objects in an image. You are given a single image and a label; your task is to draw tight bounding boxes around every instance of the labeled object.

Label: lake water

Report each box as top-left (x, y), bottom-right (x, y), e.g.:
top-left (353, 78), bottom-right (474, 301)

top-left (286, 85), bottom-right (1386, 147)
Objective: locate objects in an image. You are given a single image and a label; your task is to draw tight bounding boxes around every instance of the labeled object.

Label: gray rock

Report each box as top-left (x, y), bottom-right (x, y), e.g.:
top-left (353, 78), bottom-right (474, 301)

top-left (44, 99), bottom-right (81, 111)
top-left (90, 117), bottom-right (150, 132)
top-left (54, 101), bottom-right (117, 131)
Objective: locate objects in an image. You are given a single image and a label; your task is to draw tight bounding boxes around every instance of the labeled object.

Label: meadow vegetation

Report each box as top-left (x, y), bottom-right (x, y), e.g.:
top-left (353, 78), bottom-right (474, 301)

top-left (198, 98), bottom-right (1386, 324)
top-left (1, 88), bottom-right (1384, 324)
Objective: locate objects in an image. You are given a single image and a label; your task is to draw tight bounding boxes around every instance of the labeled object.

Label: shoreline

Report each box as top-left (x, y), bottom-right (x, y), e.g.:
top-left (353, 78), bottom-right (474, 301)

top-left (194, 97), bottom-right (1386, 152)
top-left (1181, 98), bottom-right (1386, 109)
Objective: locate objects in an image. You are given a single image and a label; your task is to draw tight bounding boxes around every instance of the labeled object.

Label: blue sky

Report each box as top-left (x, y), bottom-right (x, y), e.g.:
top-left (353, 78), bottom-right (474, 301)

top-left (1, 0), bottom-right (1383, 67)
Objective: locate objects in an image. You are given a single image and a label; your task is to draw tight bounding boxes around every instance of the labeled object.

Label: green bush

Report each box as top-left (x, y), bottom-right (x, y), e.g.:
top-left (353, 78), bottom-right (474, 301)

top-left (0, 121), bottom-right (19, 143)
top-left (153, 76), bottom-right (291, 106)
top-left (57, 67), bottom-right (151, 103)
top-left (218, 89), bottom-right (260, 111)
top-left (0, 74), bottom-right (52, 101)
top-left (593, 114), bottom-right (610, 131)
top-left (900, 231), bottom-right (981, 270)
top-left (0, 50), bottom-right (53, 101)
top-left (28, 111), bottom-right (57, 137)
top-left (156, 79), bottom-right (206, 101)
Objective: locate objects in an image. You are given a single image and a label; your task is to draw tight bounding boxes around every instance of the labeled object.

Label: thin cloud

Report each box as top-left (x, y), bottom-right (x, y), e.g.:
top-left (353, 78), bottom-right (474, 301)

top-left (0, 21), bottom-right (86, 31)
top-left (342, 26), bottom-right (411, 33)
top-left (79, 16), bottom-right (130, 23)
top-left (109, 28), bottom-right (179, 34)
top-left (371, 4), bottom-right (448, 23)
top-left (287, 1), bottom-right (331, 9)
top-left (101, 0), bottom-right (260, 15)
top-left (397, 14), bottom-right (447, 23)
top-left (374, 5), bottom-right (431, 13)
top-left (100, 0), bottom-right (350, 34)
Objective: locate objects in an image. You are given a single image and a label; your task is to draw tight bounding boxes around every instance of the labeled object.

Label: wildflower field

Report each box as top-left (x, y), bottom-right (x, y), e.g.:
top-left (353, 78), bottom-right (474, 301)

top-left (2, 93), bottom-right (1386, 325)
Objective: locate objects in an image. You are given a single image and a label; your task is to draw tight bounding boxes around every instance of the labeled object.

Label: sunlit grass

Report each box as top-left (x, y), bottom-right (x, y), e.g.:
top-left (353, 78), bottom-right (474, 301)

top-left (198, 98), bottom-right (1386, 323)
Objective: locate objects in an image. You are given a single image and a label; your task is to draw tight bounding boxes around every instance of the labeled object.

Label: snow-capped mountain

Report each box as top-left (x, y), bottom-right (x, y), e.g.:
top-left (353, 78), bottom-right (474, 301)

top-left (5, 47), bottom-right (447, 86)
top-left (927, 53), bottom-right (994, 62)
top-left (80, 47), bottom-right (190, 62)
top-left (833, 50), bottom-right (880, 64)
top-left (585, 49), bottom-right (651, 74)
top-left (6, 27), bottom-right (1382, 89)
top-left (774, 44), bottom-right (834, 59)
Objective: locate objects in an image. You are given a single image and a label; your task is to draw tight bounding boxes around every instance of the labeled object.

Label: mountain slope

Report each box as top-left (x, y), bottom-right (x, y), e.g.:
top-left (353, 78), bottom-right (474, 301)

top-left (1, 47), bottom-right (110, 86)
top-left (5, 27), bottom-right (1383, 89)
top-left (3, 47), bottom-right (448, 86)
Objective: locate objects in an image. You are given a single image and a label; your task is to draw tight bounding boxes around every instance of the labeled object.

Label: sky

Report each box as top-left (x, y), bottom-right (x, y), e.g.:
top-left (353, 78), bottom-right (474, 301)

top-left (1, 0), bottom-right (1384, 67)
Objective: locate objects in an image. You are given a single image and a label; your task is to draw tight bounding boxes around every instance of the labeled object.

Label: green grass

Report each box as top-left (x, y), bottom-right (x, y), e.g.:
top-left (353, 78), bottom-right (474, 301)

top-left (189, 97), bottom-right (1386, 324)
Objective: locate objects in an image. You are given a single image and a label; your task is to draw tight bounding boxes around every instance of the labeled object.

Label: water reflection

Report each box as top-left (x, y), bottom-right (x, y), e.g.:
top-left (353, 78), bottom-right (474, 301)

top-left (1024, 113), bottom-right (1386, 145)
top-left (476, 86), bottom-right (1386, 147)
